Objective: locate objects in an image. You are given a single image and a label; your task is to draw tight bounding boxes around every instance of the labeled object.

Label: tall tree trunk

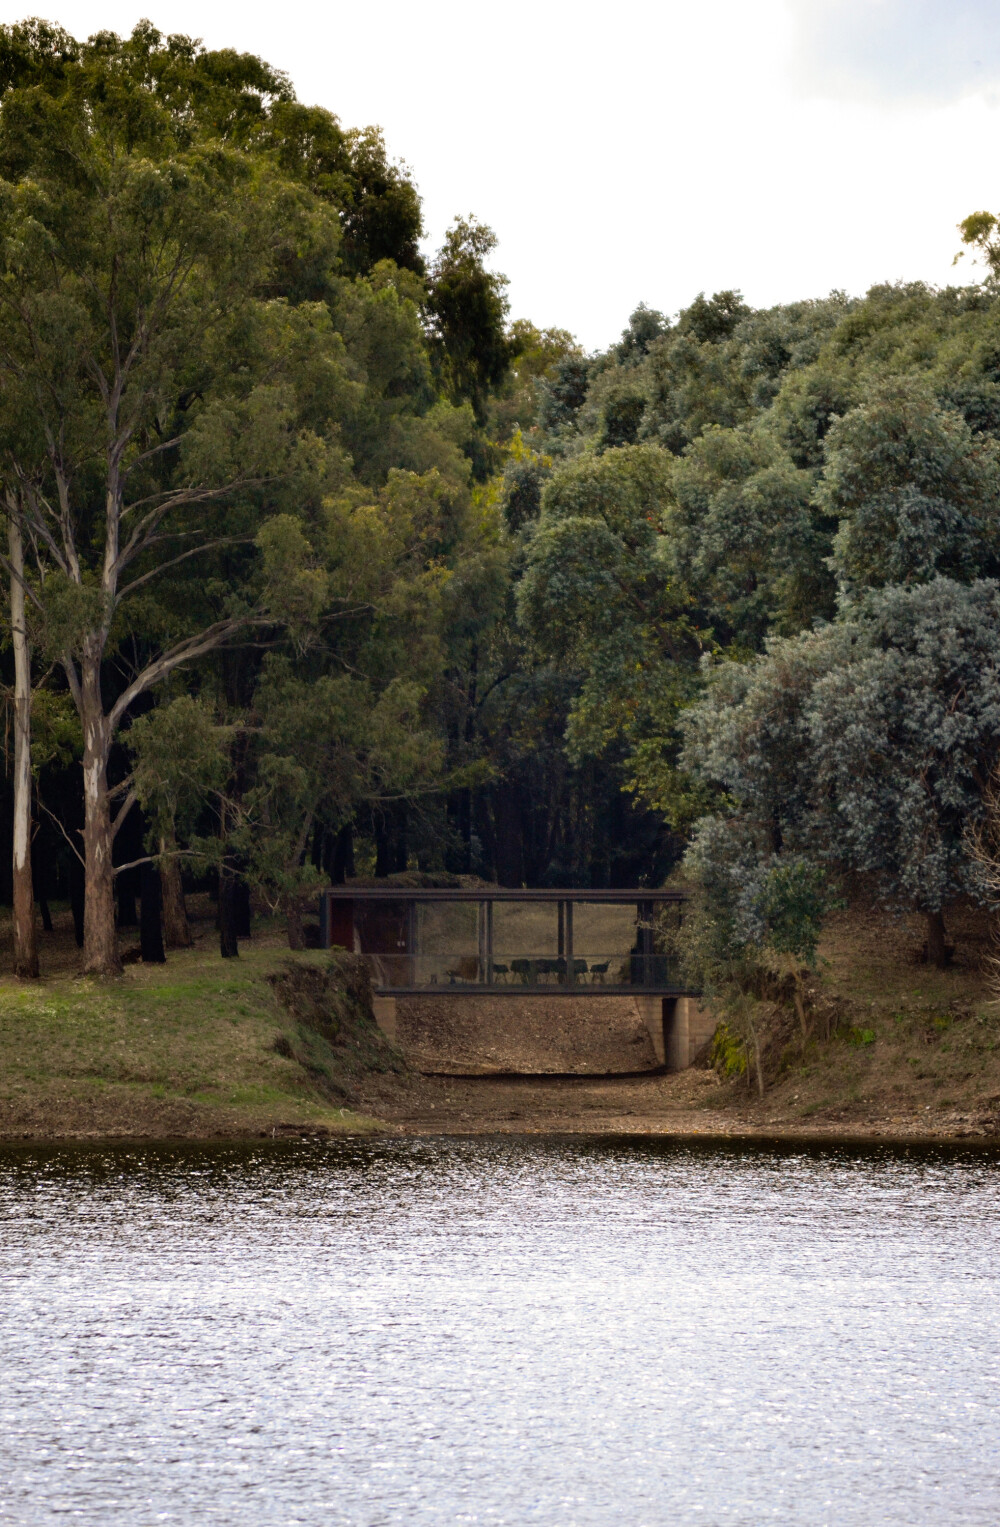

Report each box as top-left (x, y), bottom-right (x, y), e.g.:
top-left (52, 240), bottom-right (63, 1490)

top-left (791, 966), bottom-right (808, 1044)
top-left (494, 780), bottom-right (524, 888)
top-left (286, 902), bottom-right (306, 950)
top-left (375, 814), bottom-right (393, 877)
top-left (116, 872), bottom-right (138, 928)
top-left (744, 1001), bottom-right (765, 1099)
top-left (140, 861), bottom-right (166, 964)
top-left (81, 657), bottom-right (120, 977)
top-left (218, 867), bottom-right (239, 958)
top-left (9, 516), bottom-right (37, 978)
top-left (159, 835), bottom-right (191, 948)
top-left (234, 878), bottom-right (252, 938)
top-left (926, 909), bottom-right (949, 970)
top-left (329, 823), bottom-right (354, 884)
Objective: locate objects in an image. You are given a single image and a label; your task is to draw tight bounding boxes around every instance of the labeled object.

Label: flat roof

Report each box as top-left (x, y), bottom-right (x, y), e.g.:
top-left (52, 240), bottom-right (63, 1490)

top-left (322, 886), bottom-right (688, 902)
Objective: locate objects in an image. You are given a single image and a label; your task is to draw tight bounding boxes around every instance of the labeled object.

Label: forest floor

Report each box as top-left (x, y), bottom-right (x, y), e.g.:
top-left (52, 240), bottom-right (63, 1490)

top-left (4, 895), bottom-right (1000, 1144)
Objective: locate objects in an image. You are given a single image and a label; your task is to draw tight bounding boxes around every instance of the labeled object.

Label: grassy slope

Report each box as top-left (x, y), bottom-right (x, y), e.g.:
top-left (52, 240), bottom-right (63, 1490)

top-left (0, 936), bottom-right (388, 1140)
top-left (712, 899), bottom-right (1000, 1134)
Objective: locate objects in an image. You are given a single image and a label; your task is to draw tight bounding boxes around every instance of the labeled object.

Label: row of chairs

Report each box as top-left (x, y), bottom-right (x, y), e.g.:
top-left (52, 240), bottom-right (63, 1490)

top-left (492, 958), bottom-right (612, 985)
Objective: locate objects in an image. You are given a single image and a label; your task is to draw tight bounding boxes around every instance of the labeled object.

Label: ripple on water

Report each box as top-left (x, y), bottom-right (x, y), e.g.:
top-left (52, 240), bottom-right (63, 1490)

top-left (1, 1136), bottom-right (999, 1526)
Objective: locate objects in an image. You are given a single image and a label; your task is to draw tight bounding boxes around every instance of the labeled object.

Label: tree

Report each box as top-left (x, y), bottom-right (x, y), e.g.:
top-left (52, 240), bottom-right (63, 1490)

top-left (679, 821), bottom-right (836, 1093)
top-left (819, 378), bottom-right (1000, 592)
top-left (128, 695), bottom-right (229, 948)
top-left (425, 218), bottom-right (512, 425)
top-left (679, 625), bottom-right (858, 854)
top-left (517, 444), bottom-right (705, 817)
top-left (680, 579), bottom-right (1000, 969)
top-left (0, 27), bottom-right (341, 974)
top-left (6, 499), bottom-right (34, 975)
top-left (668, 423), bottom-right (833, 648)
top-left (807, 579), bottom-right (1000, 965)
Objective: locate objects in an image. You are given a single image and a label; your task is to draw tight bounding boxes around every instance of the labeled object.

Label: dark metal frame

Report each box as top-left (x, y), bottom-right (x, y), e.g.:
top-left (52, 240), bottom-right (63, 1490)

top-left (319, 886), bottom-right (690, 997)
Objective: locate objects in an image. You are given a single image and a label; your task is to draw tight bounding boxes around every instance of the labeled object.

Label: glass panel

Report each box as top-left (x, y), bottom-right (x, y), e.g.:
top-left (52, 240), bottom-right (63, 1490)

top-left (354, 900), bottom-right (409, 955)
top-left (414, 902), bottom-right (479, 986)
top-left (571, 903), bottom-right (637, 986)
top-left (353, 897), bottom-right (680, 989)
top-left (492, 902), bottom-right (560, 960)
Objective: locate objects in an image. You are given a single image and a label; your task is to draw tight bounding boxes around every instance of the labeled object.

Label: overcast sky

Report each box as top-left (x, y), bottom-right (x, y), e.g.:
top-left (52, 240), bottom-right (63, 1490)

top-left (30, 0), bottom-right (1000, 348)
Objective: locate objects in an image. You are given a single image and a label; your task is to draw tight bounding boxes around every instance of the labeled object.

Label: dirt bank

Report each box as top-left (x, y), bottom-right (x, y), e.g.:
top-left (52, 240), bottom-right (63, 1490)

top-left (394, 992), bottom-right (659, 1074)
top-left (351, 1059), bottom-right (1000, 1142)
top-left (0, 903), bottom-right (387, 1141)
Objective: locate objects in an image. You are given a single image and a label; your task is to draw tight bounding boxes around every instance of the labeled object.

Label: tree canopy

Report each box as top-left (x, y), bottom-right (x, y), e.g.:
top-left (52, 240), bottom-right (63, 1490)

top-left (4, 16), bottom-right (1000, 989)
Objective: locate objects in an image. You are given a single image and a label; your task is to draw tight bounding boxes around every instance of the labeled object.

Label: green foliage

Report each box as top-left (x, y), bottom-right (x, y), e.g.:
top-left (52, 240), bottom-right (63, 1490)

top-left (669, 423), bottom-right (832, 645)
top-left (426, 217), bottom-right (512, 426)
top-left (709, 1021), bottom-right (748, 1077)
top-left (9, 12), bottom-right (1000, 973)
top-left (681, 578), bottom-right (1000, 922)
top-left (820, 378), bottom-right (1000, 590)
top-left (760, 858), bottom-right (836, 970)
top-left (29, 690), bottom-right (79, 772)
top-left (128, 696), bottom-right (229, 843)
top-left (517, 444), bottom-right (704, 814)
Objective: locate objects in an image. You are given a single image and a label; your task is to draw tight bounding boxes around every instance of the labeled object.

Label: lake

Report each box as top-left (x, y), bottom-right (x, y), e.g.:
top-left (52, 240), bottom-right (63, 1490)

top-left (2, 1135), bottom-right (999, 1524)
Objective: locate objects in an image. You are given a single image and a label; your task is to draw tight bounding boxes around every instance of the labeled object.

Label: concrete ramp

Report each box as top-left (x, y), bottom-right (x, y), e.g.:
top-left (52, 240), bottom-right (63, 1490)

top-left (384, 994), bottom-right (661, 1076)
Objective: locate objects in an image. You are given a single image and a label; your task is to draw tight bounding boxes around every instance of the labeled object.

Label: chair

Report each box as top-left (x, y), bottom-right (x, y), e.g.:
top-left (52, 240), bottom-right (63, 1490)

top-left (491, 963), bottom-right (510, 983)
top-left (590, 961), bottom-right (610, 984)
top-left (511, 958), bottom-right (532, 985)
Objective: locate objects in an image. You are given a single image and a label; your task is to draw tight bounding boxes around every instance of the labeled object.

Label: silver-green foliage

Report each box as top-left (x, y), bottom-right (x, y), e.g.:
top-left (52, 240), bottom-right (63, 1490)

top-left (681, 577), bottom-right (1000, 937)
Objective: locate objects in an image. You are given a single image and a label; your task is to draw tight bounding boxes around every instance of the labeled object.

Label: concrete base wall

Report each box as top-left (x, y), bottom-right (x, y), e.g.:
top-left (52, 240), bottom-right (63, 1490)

top-left (634, 996), bottom-right (667, 1066)
top-left (664, 996), bottom-right (717, 1071)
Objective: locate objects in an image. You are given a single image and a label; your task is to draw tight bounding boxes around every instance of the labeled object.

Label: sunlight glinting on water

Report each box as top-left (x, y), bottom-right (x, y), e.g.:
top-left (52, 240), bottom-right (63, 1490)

top-left (2, 1137), bottom-right (999, 1525)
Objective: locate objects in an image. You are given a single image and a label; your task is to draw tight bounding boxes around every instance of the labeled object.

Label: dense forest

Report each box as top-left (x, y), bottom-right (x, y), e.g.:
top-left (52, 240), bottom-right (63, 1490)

top-left (3, 19), bottom-right (1000, 996)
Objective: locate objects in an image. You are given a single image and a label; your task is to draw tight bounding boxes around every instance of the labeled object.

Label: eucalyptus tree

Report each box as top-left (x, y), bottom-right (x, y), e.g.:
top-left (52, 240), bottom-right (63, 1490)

top-left (0, 25), bottom-right (345, 974)
top-left (7, 492), bottom-right (34, 974)
top-left (425, 218), bottom-right (512, 427)
top-left (806, 578), bottom-right (1000, 965)
top-left (517, 443), bottom-right (705, 817)
top-left (128, 695), bottom-right (229, 948)
top-left (668, 423), bottom-right (832, 648)
top-left (680, 817), bottom-right (836, 1093)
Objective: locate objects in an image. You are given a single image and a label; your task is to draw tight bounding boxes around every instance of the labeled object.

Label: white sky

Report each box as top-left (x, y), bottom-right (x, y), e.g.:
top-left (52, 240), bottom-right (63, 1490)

top-left (19, 0), bottom-right (1000, 348)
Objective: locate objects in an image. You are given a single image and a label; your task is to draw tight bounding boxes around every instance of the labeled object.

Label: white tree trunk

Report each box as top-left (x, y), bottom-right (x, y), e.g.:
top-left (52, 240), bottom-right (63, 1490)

top-left (9, 516), bottom-right (37, 978)
top-left (81, 651), bottom-right (120, 977)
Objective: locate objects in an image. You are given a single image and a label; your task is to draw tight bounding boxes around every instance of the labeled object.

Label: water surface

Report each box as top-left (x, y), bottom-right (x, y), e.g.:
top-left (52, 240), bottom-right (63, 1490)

top-left (2, 1136), bottom-right (999, 1524)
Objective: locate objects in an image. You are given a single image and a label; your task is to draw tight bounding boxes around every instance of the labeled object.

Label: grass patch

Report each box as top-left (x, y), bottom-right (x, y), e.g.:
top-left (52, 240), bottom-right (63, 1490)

top-left (0, 940), bottom-right (391, 1140)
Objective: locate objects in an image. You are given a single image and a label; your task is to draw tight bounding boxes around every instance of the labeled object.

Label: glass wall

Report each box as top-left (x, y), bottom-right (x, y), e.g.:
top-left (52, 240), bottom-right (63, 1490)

top-left (340, 896), bottom-right (682, 991)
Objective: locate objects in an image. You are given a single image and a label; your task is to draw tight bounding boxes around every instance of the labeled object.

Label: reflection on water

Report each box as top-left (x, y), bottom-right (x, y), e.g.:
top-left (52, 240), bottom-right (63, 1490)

top-left (2, 1136), bottom-right (1000, 1525)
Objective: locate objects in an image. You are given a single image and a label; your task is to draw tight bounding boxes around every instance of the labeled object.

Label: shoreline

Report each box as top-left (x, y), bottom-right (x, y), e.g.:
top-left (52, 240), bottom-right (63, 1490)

top-left (3, 1105), bottom-right (995, 1148)
top-left (2, 1121), bottom-right (999, 1149)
